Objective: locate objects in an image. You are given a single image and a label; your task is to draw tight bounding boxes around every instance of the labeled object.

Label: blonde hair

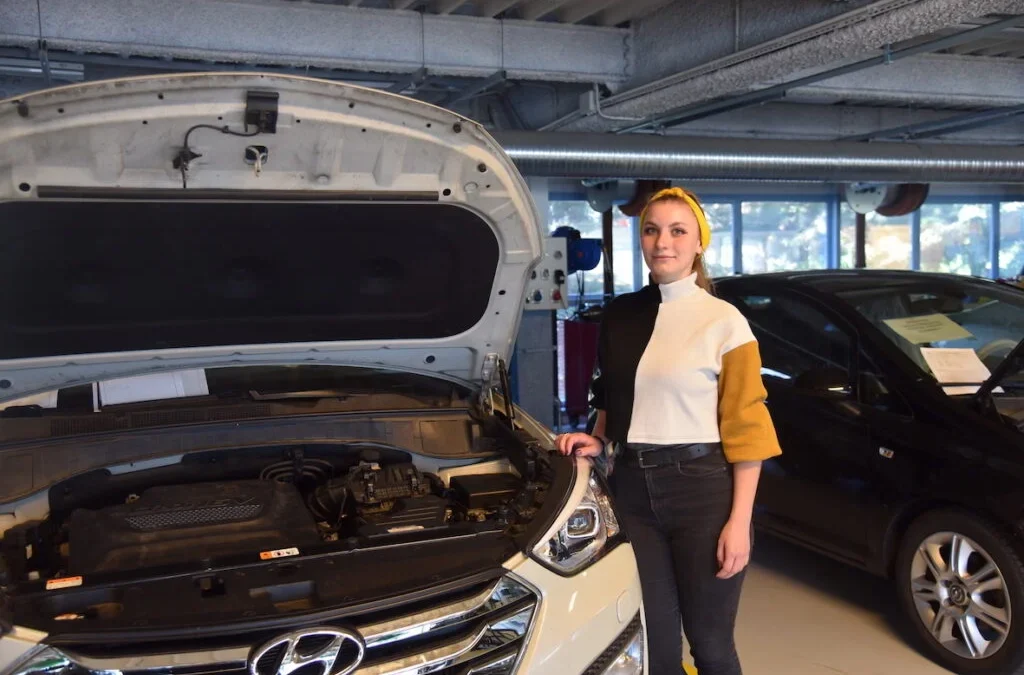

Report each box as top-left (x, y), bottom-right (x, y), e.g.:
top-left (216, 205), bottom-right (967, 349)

top-left (639, 186), bottom-right (715, 294)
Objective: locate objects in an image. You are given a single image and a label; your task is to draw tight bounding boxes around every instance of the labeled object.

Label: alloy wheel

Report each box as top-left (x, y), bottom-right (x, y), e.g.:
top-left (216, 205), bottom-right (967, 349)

top-left (909, 531), bottom-right (1012, 660)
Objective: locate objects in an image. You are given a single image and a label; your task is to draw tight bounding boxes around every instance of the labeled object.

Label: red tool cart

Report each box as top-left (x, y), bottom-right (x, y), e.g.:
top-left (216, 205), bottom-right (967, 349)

top-left (561, 319), bottom-right (600, 428)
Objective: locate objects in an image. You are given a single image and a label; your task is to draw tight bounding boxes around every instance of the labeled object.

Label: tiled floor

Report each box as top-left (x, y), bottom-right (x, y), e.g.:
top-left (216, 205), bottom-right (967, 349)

top-left (681, 534), bottom-right (953, 675)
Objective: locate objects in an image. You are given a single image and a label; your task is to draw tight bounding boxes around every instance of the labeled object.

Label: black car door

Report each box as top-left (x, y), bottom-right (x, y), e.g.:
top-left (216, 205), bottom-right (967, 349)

top-left (723, 289), bottom-right (879, 564)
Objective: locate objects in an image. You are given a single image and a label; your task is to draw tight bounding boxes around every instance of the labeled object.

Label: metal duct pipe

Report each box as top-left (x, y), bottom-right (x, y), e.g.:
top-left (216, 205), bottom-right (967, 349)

top-left (492, 132), bottom-right (1024, 183)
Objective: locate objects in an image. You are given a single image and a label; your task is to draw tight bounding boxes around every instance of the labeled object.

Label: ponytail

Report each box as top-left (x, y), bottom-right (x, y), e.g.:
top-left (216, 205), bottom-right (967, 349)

top-left (694, 255), bottom-right (715, 295)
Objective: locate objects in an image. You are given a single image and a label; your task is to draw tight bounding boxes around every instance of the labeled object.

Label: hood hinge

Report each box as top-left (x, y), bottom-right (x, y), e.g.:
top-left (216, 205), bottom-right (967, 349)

top-left (478, 353), bottom-right (516, 429)
top-left (480, 352), bottom-right (500, 386)
top-left (479, 352), bottom-right (500, 413)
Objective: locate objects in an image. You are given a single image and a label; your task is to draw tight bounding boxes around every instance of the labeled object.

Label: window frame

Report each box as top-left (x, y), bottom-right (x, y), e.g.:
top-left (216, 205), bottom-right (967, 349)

top-left (839, 193), bottom-right (1024, 279)
top-left (548, 192), bottom-right (637, 302)
top-left (683, 194), bottom-right (838, 275)
top-left (548, 189), bottom-right (1024, 291)
top-left (998, 201), bottom-right (1024, 279)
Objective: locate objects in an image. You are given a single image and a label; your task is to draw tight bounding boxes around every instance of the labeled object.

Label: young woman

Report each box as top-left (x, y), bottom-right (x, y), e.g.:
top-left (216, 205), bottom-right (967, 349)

top-left (555, 187), bottom-right (782, 675)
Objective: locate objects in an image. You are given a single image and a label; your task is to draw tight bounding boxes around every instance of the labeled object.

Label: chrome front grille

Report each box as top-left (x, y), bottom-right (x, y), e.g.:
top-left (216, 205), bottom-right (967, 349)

top-left (36, 576), bottom-right (537, 675)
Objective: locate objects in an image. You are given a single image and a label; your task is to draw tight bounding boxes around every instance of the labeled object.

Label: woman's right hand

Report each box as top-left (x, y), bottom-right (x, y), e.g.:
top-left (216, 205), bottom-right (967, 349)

top-left (554, 433), bottom-right (604, 457)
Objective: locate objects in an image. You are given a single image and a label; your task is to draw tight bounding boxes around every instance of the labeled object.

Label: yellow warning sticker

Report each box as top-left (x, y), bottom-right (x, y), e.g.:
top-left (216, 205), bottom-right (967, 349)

top-left (259, 547), bottom-right (299, 561)
top-left (45, 576), bottom-right (83, 591)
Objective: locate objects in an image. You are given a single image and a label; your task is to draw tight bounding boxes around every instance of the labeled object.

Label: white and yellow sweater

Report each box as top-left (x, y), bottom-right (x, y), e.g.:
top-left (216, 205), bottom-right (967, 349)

top-left (591, 273), bottom-right (781, 464)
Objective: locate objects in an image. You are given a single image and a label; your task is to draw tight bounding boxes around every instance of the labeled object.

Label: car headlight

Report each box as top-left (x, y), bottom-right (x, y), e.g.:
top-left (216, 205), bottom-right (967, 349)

top-left (1, 644), bottom-right (71, 675)
top-left (532, 469), bottom-right (622, 575)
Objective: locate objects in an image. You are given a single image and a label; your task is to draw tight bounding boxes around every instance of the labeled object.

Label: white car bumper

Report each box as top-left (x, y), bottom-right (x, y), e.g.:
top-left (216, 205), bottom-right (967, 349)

top-left (507, 543), bottom-right (646, 674)
top-left (0, 546), bottom-right (647, 675)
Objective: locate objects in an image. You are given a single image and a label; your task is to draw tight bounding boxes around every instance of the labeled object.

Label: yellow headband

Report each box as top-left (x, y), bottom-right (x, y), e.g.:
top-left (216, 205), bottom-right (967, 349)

top-left (640, 187), bottom-right (711, 250)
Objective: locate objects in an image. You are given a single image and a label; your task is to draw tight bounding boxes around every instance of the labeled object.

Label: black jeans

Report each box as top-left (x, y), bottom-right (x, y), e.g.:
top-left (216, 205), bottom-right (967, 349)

top-left (609, 443), bottom-right (746, 675)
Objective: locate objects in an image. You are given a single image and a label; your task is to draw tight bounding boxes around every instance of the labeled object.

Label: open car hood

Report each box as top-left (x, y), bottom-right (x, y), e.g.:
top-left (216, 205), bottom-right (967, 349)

top-left (0, 73), bottom-right (542, 403)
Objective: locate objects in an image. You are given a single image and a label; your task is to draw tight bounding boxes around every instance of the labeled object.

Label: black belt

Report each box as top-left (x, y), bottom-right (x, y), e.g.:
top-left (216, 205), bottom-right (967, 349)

top-left (624, 443), bottom-right (721, 469)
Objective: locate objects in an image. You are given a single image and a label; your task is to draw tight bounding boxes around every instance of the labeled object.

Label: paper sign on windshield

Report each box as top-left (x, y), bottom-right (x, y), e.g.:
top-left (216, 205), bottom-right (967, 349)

top-left (920, 347), bottom-right (1001, 395)
top-left (883, 314), bottom-right (974, 345)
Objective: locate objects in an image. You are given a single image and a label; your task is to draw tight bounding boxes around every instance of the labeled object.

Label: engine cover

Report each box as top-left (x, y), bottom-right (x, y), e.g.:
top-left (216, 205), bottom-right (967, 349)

top-left (68, 480), bottom-right (320, 574)
top-left (359, 495), bottom-right (449, 539)
top-left (347, 462), bottom-right (431, 504)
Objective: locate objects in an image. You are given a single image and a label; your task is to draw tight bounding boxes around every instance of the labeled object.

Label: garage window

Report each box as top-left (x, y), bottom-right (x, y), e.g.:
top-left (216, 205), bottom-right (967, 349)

top-left (548, 200), bottom-right (635, 298)
top-left (839, 205), bottom-right (913, 270)
top-left (999, 202), bottom-right (1024, 278)
top-left (920, 203), bottom-right (992, 277)
top-left (741, 201), bottom-right (828, 273)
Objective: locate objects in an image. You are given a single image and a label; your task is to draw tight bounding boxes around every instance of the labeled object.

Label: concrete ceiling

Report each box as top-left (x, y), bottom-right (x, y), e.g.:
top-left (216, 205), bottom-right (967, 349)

top-left (315, 0), bottom-right (679, 26)
top-left (915, 18), bottom-right (1024, 57)
top-left (0, 0), bottom-right (1022, 147)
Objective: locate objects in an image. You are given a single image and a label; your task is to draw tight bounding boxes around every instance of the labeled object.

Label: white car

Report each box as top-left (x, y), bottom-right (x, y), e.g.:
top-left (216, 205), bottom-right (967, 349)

top-left (0, 74), bottom-right (645, 675)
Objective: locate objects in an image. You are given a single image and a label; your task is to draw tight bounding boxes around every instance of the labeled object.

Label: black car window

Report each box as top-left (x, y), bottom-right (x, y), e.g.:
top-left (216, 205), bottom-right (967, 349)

top-left (858, 350), bottom-right (914, 416)
top-left (729, 293), bottom-right (853, 388)
top-left (837, 282), bottom-right (1024, 391)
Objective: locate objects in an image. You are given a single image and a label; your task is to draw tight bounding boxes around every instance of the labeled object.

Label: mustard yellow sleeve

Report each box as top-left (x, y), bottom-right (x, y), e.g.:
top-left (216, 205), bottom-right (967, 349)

top-left (718, 341), bottom-right (783, 463)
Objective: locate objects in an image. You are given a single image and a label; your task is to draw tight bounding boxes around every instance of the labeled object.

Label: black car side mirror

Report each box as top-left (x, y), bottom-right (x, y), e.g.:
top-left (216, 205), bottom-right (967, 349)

top-left (859, 371), bottom-right (913, 416)
top-left (859, 372), bottom-right (887, 403)
top-left (793, 367), bottom-right (852, 398)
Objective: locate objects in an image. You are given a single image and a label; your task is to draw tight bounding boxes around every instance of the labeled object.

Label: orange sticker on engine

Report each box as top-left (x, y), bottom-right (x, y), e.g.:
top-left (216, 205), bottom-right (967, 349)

top-left (259, 547), bottom-right (299, 561)
top-left (46, 576), bottom-right (83, 590)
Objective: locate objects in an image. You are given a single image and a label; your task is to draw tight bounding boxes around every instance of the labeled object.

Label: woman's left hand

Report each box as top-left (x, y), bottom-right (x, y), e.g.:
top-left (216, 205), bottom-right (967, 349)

top-left (716, 518), bottom-right (751, 579)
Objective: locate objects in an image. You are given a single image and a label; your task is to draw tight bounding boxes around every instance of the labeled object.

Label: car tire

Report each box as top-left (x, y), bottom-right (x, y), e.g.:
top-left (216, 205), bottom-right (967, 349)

top-left (896, 510), bottom-right (1024, 675)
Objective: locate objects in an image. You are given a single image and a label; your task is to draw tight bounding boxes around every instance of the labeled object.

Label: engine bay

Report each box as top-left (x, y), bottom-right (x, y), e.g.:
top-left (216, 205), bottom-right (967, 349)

top-left (0, 442), bottom-right (553, 591)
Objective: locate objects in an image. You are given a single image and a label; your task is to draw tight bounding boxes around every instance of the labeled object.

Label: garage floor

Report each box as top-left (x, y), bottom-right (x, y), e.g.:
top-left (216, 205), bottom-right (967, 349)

top-left (681, 534), bottom-right (953, 675)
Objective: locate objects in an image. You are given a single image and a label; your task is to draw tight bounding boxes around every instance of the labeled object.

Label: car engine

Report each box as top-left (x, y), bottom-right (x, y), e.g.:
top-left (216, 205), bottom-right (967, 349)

top-left (1, 450), bottom-right (540, 581)
top-left (67, 480), bottom-right (323, 575)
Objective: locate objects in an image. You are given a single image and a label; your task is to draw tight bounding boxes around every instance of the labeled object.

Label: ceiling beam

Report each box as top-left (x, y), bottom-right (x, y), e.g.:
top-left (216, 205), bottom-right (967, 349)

top-left (498, 92), bottom-right (525, 129)
top-left (431, 0), bottom-right (471, 13)
top-left (958, 18), bottom-right (1024, 33)
top-left (556, 0), bottom-right (619, 24)
top-left (518, 0), bottom-right (575, 21)
top-left (894, 108), bottom-right (1024, 139)
top-left (391, 0), bottom-right (423, 9)
top-left (946, 43), bottom-right (985, 55)
top-left (386, 66), bottom-right (429, 93)
top-left (478, 0), bottom-right (521, 17)
top-left (547, 0), bottom-right (1024, 133)
top-left (0, 55), bottom-right (83, 81)
top-left (0, 0), bottom-right (629, 83)
top-left (438, 69), bottom-right (506, 106)
top-left (975, 37), bottom-right (1024, 56)
top-left (619, 17), bottom-right (1024, 132)
top-left (785, 51), bottom-right (1024, 109)
top-left (841, 103), bottom-right (1024, 141)
top-left (653, 101), bottom-right (1024, 145)
top-left (596, 0), bottom-right (676, 27)
top-left (0, 45), bottom-right (405, 86)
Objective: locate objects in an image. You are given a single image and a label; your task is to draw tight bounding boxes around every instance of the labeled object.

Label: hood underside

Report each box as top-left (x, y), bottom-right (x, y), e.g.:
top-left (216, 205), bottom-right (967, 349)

top-left (0, 73), bottom-right (542, 403)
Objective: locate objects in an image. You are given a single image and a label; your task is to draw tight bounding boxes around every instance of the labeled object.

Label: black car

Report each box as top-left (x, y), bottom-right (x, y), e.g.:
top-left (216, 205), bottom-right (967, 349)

top-left (715, 271), bottom-right (1024, 675)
